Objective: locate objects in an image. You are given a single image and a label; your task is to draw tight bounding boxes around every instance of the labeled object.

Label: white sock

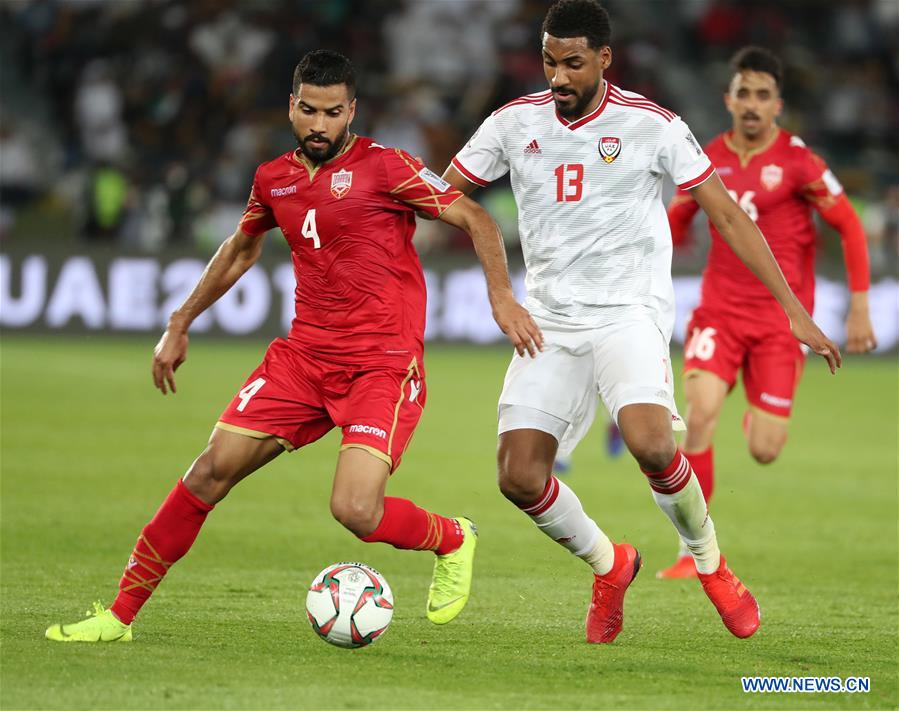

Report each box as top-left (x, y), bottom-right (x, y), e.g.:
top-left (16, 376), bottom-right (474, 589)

top-left (643, 452), bottom-right (720, 574)
top-left (520, 475), bottom-right (615, 575)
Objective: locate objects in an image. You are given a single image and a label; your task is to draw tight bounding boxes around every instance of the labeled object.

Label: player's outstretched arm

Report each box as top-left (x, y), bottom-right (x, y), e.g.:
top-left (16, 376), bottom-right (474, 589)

top-left (816, 195), bottom-right (877, 353)
top-left (153, 228), bottom-right (266, 394)
top-left (439, 196), bottom-right (544, 357)
top-left (690, 174), bottom-right (842, 373)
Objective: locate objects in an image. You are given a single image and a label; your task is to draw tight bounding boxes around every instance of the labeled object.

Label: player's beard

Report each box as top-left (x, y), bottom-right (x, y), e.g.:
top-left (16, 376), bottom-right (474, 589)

top-left (295, 122), bottom-right (349, 164)
top-left (554, 78), bottom-right (601, 119)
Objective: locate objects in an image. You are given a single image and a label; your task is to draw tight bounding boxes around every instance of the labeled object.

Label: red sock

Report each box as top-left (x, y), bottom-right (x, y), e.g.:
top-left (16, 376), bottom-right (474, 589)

top-left (642, 450), bottom-right (693, 493)
top-left (361, 497), bottom-right (463, 555)
top-left (684, 448), bottom-right (714, 502)
top-left (110, 480), bottom-right (213, 625)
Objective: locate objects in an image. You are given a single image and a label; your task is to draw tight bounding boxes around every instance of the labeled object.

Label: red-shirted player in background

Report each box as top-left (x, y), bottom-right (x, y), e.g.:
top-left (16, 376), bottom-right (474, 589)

top-left (46, 50), bottom-right (543, 642)
top-left (658, 47), bottom-right (876, 579)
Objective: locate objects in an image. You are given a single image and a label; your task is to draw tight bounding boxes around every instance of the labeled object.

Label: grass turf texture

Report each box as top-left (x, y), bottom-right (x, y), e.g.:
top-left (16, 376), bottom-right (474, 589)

top-left (1, 336), bottom-right (896, 710)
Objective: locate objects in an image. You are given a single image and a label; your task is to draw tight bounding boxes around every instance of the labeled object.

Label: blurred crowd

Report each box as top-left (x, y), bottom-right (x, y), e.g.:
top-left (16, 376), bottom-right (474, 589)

top-left (1, 0), bottom-right (897, 274)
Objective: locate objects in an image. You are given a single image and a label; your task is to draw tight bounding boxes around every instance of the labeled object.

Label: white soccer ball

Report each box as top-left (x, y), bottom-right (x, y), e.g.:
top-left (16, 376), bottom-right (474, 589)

top-left (305, 562), bottom-right (394, 648)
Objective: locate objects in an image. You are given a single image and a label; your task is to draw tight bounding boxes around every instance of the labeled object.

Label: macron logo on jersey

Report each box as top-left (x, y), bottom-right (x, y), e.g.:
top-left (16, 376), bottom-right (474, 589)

top-left (761, 392), bottom-right (792, 409)
top-left (270, 185), bottom-right (297, 198)
top-left (523, 139), bottom-right (542, 155)
top-left (346, 424), bottom-right (387, 439)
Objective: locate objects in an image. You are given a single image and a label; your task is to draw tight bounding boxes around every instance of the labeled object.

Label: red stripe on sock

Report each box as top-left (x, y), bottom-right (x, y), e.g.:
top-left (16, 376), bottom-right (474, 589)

top-left (111, 480), bottom-right (213, 625)
top-left (520, 476), bottom-right (560, 516)
top-left (684, 448), bottom-right (714, 501)
top-left (642, 451), bottom-right (692, 494)
top-left (361, 497), bottom-right (463, 555)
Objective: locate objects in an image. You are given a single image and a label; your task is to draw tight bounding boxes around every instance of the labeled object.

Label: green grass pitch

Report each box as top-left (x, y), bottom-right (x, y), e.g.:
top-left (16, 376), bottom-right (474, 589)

top-left (1, 336), bottom-right (896, 710)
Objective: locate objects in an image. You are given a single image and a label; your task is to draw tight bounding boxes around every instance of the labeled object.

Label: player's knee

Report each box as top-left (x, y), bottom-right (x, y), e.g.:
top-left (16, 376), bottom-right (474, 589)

top-left (618, 407), bottom-right (677, 472)
top-left (627, 438), bottom-right (677, 474)
top-left (183, 450), bottom-right (233, 504)
top-left (748, 424), bottom-right (787, 465)
top-left (685, 401), bottom-right (720, 438)
top-left (749, 439), bottom-right (784, 465)
top-left (496, 455), bottom-right (548, 506)
top-left (330, 495), bottom-right (382, 538)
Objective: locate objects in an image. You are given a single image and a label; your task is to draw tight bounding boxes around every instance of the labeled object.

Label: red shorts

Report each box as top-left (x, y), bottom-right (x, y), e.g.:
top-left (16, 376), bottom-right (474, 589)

top-left (683, 306), bottom-right (804, 418)
top-left (217, 338), bottom-right (425, 472)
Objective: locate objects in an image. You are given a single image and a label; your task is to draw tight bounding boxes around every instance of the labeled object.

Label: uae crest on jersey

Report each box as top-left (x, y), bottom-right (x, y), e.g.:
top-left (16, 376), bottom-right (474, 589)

top-left (330, 168), bottom-right (353, 199)
top-left (599, 136), bottom-right (621, 163)
top-left (760, 163), bottom-right (783, 191)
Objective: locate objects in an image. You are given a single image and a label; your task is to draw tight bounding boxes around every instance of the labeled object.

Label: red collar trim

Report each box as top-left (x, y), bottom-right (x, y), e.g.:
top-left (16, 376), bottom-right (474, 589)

top-left (555, 81), bottom-right (610, 131)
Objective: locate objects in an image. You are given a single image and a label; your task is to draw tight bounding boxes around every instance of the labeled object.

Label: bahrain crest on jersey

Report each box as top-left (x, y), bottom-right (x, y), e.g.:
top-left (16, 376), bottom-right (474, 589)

top-left (760, 163), bottom-right (783, 191)
top-left (330, 168), bottom-right (353, 199)
top-left (599, 136), bottom-right (621, 163)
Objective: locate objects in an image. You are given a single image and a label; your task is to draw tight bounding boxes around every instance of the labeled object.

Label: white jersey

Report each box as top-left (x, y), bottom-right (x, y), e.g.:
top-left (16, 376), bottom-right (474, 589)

top-left (452, 81), bottom-right (714, 338)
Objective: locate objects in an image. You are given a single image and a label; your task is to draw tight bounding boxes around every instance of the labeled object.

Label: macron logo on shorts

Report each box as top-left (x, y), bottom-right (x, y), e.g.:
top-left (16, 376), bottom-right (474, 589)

top-left (347, 424), bottom-right (387, 439)
top-left (760, 392), bottom-right (792, 408)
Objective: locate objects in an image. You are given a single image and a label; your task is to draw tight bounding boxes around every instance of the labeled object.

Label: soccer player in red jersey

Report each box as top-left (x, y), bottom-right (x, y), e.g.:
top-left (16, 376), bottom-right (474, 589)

top-left (46, 50), bottom-right (543, 642)
top-left (658, 47), bottom-right (876, 579)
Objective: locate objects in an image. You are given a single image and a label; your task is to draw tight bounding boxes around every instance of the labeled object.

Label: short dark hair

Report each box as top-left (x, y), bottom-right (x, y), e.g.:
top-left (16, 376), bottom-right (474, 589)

top-left (542, 0), bottom-right (612, 49)
top-left (292, 50), bottom-right (356, 98)
top-left (731, 46), bottom-right (783, 90)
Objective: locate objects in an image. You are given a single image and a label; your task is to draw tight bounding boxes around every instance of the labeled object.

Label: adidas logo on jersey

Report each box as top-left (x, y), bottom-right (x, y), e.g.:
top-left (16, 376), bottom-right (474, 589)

top-left (523, 139), bottom-right (542, 155)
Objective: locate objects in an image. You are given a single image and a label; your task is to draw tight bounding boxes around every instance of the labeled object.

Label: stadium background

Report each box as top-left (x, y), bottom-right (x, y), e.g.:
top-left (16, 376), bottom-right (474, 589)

top-left (1, 1), bottom-right (897, 710)
top-left (1, 0), bottom-right (897, 345)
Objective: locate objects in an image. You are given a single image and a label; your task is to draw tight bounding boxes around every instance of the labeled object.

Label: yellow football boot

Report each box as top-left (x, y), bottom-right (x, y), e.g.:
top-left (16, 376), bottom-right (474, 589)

top-left (426, 517), bottom-right (478, 624)
top-left (45, 602), bottom-right (132, 642)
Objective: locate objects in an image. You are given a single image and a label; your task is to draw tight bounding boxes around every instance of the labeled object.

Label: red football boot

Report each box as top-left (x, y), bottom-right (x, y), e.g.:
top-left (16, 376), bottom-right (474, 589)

top-left (698, 555), bottom-right (760, 638)
top-left (656, 555), bottom-right (698, 579)
top-left (585, 543), bottom-right (642, 644)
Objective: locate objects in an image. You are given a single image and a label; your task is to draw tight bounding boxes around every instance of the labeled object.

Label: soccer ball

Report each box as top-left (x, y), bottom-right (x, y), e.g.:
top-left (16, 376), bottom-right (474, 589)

top-left (305, 562), bottom-right (394, 648)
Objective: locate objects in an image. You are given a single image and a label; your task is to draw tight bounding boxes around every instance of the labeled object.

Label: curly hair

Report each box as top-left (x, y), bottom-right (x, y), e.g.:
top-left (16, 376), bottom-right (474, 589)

top-left (542, 0), bottom-right (612, 49)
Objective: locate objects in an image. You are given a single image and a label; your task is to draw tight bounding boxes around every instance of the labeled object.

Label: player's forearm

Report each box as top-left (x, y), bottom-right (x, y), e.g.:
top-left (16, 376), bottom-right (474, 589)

top-left (820, 194), bottom-right (870, 292)
top-left (168, 233), bottom-right (260, 331)
top-left (464, 211), bottom-right (518, 306)
top-left (440, 198), bottom-right (516, 305)
top-left (848, 290), bottom-right (870, 314)
top-left (713, 208), bottom-right (805, 319)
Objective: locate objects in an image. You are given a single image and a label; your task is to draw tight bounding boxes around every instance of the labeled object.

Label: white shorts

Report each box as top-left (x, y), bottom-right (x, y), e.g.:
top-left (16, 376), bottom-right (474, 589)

top-left (497, 314), bottom-right (684, 457)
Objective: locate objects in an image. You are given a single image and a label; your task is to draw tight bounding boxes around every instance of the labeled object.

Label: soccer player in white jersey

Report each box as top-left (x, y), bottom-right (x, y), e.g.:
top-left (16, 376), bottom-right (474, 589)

top-left (442, 0), bottom-right (840, 643)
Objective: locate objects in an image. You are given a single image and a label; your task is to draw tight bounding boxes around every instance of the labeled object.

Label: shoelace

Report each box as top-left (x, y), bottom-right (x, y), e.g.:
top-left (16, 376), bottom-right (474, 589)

top-left (431, 555), bottom-right (463, 599)
top-left (85, 601), bottom-right (107, 618)
top-left (704, 569), bottom-right (741, 603)
top-left (595, 573), bottom-right (624, 592)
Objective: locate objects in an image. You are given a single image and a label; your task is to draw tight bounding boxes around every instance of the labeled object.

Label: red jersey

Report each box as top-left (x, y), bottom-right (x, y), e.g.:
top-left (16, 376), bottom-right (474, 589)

top-left (669, 129), bottom-right (845, 323)
top-left (239, 135), bottom-right (463, 364)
